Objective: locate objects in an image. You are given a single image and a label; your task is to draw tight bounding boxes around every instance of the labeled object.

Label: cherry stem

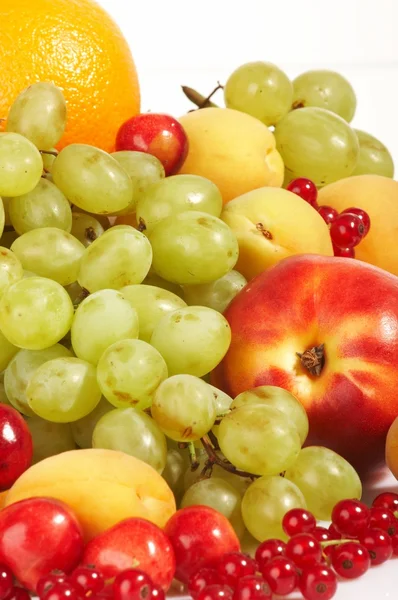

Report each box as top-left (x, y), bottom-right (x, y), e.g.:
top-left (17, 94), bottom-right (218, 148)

top-left (188, 442), bottom-right (200, 471)
top-left (200, 434), bottom-right (258, 479)
top-left (182, 84), bottom-right (223, 110)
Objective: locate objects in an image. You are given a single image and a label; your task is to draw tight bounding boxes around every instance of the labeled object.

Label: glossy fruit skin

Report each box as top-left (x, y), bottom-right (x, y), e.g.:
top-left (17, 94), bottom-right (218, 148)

top-left (331, 499), bottom-right (370, 537)
top-left (116, 114), bottom-right (188, 176)
top-left (341, 207), bottom-right (371, 236)
top-left (113, 569), bottom-right (153, 600)
top-left (36, 572), bottom-right (69, 598)
top-left (261, 556), bottom-right (298, 596)
top-left (0, 564), bottom-right (13, 600)
top-left (164, 506), bottom-right (240, 583)
top-left (70, 567), bottom-right (104, 595)
top-left (372, 492), bottom-right (398, 512)
top-left (298, 565), bottom-right (337, 600)
top-left (287, 178), bottom-right (318, 207)
top-left (359, 527), bottom-right (393, 565)
top-left (332, 244), bottom-right (355, 258)
top-left (330, 213), bottom-right (365, 248)
top-left (188, 568), bottom-right (228, 598)
top-left (42, 582), bottom-right (82, 600)
top-left (215, 552), bottom-right (257, 587)
top-left (331, 542), bottom-right (370, 579)
top-left (313, 527), bottom-right (333, 543)
top-left (285, 534), bottom-right (322, 569)
top-left (0, 404), bottom-right (33, 491)
top-left (234, 575), bottom-right (272, 600)
top-left (282, 509), bottom-right (316, 537)
top-left (0, 0), bottom-right (140, 150)
top-left (255, 539), bottom-right (286, 568)
top-left (212, 254), bottom-right (398, 471)
top-left (197, 585), bottom-right (234, 600)
top-left (317, 206), bottom-right (339, 225)
top-left (0, 497), bottom-right (84, 591)
top-left (369, 507), bottom-right (397, 535)
top-left (82, 518), bottom-right (175, 591)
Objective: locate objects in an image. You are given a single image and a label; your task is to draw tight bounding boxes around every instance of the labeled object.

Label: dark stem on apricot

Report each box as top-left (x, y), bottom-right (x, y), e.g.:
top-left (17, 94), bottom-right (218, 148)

top-left (182, 84), bottom-right (223, 110)
top-left (200, 435), bottom-right (259, 479)
top-left (297, 343), bottom-right (325, 376)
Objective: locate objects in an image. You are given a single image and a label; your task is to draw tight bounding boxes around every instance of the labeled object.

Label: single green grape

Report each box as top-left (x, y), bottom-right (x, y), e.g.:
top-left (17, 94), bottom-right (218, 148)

top-left (8, 179), bottom-right (72, 235)
top-left (42, 149), bottom-right (57, 173)
top-left (292, 70), bottom-right (357, 122)
top-left (71, 212), bottom-right (104, 247)
top-left (70, 396), bottom-right (114, 448)
top-left (150, 306), bottom-right (231, 377)
top-left (151, 374), bottom-right (217, 442)
top-left (11, 228), bottom-right (85, 286)
top-left (93, 407), bottom-right (167, 473)
top-left (27, 416), bottom-right (76, 463)
top-left (218, 404), bottom-right (301, 476)
top-left (0, 231), bottom-right (19, 249)
top-left (352, 130), bottom-right (394, 177)
top-left (0, 329), bottom-right (18, 372)
top-left (4, 343), bottom-right (72, 416)
top-left (232, 386), bottom-right (309, 445)
top-left (208, 384), bottom-right (233, 438)
top-left (224, 61), bottom-right (293, 126)
top-left (78, 227), bottom-right (152, 292)
top-left (76, 209), bottom-right (111, 231)
top-left (183, 456), bottom-right (251, 498)
top-left (181, 477), bottom-right (245, 537)
top-left (136, 175), bottom-right (223, 234)
top-left (183, 270), bottom-right (247, 313)
top-left (162, 448), bottom-right (189, 504)
top-left (0, 133), bottom-right (43, 197)
top-left (27, 356), bottom-right (102, 422)
top-left (52, 144), bottom-right (132, 214)
top-left (242, 476), bottom-right (307, 542)
top-left (97, 338), bottom-right (168, 410)
top-left (6, 82), bottom-right (67, 149)
top-left (120, 284), bottom-right (186, 343)
top-left (285, 446), bottom-right (362, 520)
top-left (0, 247), bottom-right (23, 298)
top-left (71, 289), bottom-right (139, 365)
top-left (0, 277), bottom-right (74, 350)
top-left (274, 107), bottom-right (359, 186)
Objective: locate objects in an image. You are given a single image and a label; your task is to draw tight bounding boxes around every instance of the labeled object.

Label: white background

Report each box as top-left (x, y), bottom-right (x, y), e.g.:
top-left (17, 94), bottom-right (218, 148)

top-left (98, 0), bottom-right (398, 165)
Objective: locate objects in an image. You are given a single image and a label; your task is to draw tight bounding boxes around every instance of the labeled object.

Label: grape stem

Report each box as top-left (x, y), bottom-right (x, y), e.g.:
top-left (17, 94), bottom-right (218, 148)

top-left (182, 84), bottom-right (223, 110)
top-left (40, 149), bottom-right (59, 157)
top-left (187, 442), bottom-right (200, 471)
top-left (72, 287), bottom-right (90, 308)
top-left (200, 434), bottom-right (258, 479)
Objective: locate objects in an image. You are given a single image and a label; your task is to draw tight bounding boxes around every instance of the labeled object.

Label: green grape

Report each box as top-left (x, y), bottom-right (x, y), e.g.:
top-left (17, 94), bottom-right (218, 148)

top-left (11, 228), bottom-right (85, 286)
top-left (0, 132), bottom-right (43, 197)
top-left (0, 277), bottom-right (74, 350)
top-left (93, 407), bottom-right (167, 473)
top-left (70, 396), bottom-right (113, 448)
top-left (8, 178), bottom-right (72, 235)
top-left (181, 477), bottom-right (245, 537)
top-left (352, 130), bottom-right (395, 177)
top-left (0, 247), bottom-right (23, 298)
top-left (52, 144), bottom-right (132, 214)
top-left (162, 448), bottom-right (189, 504)
top-left (284, 446), bottom-right (362, 520)
top-left (242, 476), bottom-right (307, 542)
top-left (209, 384), bottom-right (233, 438)
top-left (183, 270), bottom-right (247, 313)
top-left (78, 227), bottom-right (152, 292)
top-left (77, 209), bottom-right (111, 231)
top-left (136, 175), bottom-right (223, 234)
top-left (27, 416), bottom-right (76, 463)
top-left (4, 343), bottom-right (72, 416)
top-left (224, 61), bottom-right (293, 126)
top-left (0, 329), bottom-right (18, 372)
top-left (292, 70), bottom-right (357, 122)
top-left (27, 357), bottom-right (101, 422)
top-left (143, 270), bottom-right (184, 297)
top-left (232, 386), bottom-right (309, 445)
top-left (6, 82), bottom-right (67, 149)
top-left (151, 374), bottom-right (216, 442)
top-left (71, 289), bottom-right (139, 365)
top-left (150, 306), bottom-right (231, 377)
top-left (111, 151), bottom-right (165, 215)
top-left (183, 457), bottom-right (251, 498)
top-left (274, 107), bottom-right (359, 186)
top-left (97, 338), bottom-right (168, 410)
top-left (71, 212), bottom-right (105, 247)
top-left (42, 149), bottom-right (57, 173)
top-left (2, 198), bottom-right (12, 227)
top-left (218, 404), bottom-right (301, 476)
top-left (240, 529), bottom-right (260, 557)
top-left (120, 284), bottom-right (186, 343)
top-left (0, 230), bottom-right (19, 249)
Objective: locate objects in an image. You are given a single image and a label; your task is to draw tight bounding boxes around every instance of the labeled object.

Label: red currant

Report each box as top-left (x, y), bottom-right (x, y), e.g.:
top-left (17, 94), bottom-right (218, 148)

top-left (37, 572), bottom-right (69, 597)
top-left (7, 589), bottom-right (31, 600)
top-left (359, 527), bottom-right (393, 565)
top-left (330, 542), bottom-right (370, 579)
top-left (71, 567), bottom-right (104, 595)
top-left (188, 569), bottom-right (227, 598)
top-left (287, 178), bottom-right (318, 207)
top-left (113, 569), bottom-right (153, 600)
top-left (391, 532), bottom-right (398, 556)
top-left (261, 556), bottom-right (298, 596)
top-left (285, 533), bottom-right (322, 568)
top-left (151, 585), bottom-right (165, 600)
top-left (331, 499), bottom-right (370, 537)
top-left (255, 539), bottom-right (286, 568)
top-left (299, 565), bottom-right (337, 600)
top-left (234, 575), bottom-right (272, 600)
top-left (197, 585), bottom-right (234, 600)
top-left (317, 206), bottom-right (339, 225)
top-left (0, 564), bottom-right (14, 600)
top-left (282, 509), bottom-right (316, 537)
top-left (372, 491), bottom-right (398, 513)
top-left (369, 506), bottom-right (397, 535)
top-left (341, 207), bottom-right (371, 236)
top-left (333, 244), bottom-right (355, 258)
top-left (313, 527), bottom-right (333, 543)
top-left (42, 582), bottom-right (82, 600)
top-left (216, 553), bottom-right (257, 587)
top-left (327, 524), bottom-right (341, 540)
top-left (330, 213), bottom-right (365, 248)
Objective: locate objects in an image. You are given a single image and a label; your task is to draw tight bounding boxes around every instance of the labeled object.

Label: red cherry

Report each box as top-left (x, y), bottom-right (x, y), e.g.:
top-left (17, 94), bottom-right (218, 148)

top-left (285, 534), bottom-right (323, 569)
top-left (391, 532), bottom-right (398, 556)
top-left (359, 527), bottom-right (393, 565)
top-left (197, 585), bottom-right (234, 600)
top-left (261, 556), bottom-right (298, 596)
top-left (150, 584), bottom-right (165, 600)
top-left (317, 206), bottom-right (339, 225)
top-left (327, 524), bottom-right (341, 540)
top-left (299, 565), bottom-right (337, 600)
top-left (282, 509), bottom-right (316, 537)
top-left (113, 569), bottom-right (153, 600)
top-left (330, 213), bottom-right (365, 248)
top-left (42, 582), bottom-right (82, 600)
top-left (313, 527), bottom-right (333, 544)
top-left (188, 569), bottom-right (228, 598)
top-left (37, 572), bottom-right (69, 597)
top-left (255, 539), bottom-right (286, 569)
top-left (71, 566), bottom-right (104, 595)
top-left (216, 553), bottom-right (257, 587)
top-left (330, 542), bottom-right (370, 579)
top-left (234, 575), bottom-right (272, 600)
top-left (0, 564), bottom-right (14, 600)
top-left (341, 207), bottom-right (371, 236)
top-left (333, 244), bottom-right (355, 258)
top-left (7, 589), bottom-right (31, 600)
top-left (372, 492), bottom-right (398, 513)
top-left (331, 499), bottom-right (370, 537)
top-left (369, 507), bottom-right (397, 536)
top-left (287, 178), bottom-right (318, 207)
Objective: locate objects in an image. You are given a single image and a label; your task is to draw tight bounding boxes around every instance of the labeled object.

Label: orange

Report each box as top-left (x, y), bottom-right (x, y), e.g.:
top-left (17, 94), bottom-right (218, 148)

top-left (0, 0), bottom-right (140, 151)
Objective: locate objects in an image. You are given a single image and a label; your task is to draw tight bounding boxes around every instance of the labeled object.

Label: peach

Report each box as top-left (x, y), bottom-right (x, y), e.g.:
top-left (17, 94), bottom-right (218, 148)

top-left (386, 417), bottom-right (398, 480)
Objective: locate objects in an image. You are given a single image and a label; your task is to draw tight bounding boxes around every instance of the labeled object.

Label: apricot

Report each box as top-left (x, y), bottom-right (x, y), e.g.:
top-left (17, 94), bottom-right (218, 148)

top-left (386, 417), bottom-right (398, 479)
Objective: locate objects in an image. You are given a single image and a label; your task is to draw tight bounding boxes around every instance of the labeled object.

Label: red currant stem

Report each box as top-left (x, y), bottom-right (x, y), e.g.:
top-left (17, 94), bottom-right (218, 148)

top-left (200, 434), bottom-right (259, 479)
top-left (40, 149), bottom-right (59, 157)
top-left (321, 539), bottom-right (360, 548)
top-left (188, 442), bottom-right (200, 471)
top-left (181, 85), bottom-right (221, 109)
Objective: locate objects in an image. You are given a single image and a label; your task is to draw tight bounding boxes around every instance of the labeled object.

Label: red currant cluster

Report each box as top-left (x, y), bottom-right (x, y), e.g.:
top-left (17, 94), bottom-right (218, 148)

top-left (287, 178), bottom-right (371, 259)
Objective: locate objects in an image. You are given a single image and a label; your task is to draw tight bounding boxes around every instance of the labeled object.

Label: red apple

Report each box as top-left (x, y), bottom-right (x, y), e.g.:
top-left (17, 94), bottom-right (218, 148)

top-left (82, 518), bottom-right (176, 591)
top-left (115, 113), bottom-right (188, 175)
top-left (0, 497), bottom-right (84, 591)
top-left (212, 254), bottom-right (398, 473)
top-left (0, 405), bottom-right (32, 491)
top-left (164, 506), bottom-right (240, 583)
